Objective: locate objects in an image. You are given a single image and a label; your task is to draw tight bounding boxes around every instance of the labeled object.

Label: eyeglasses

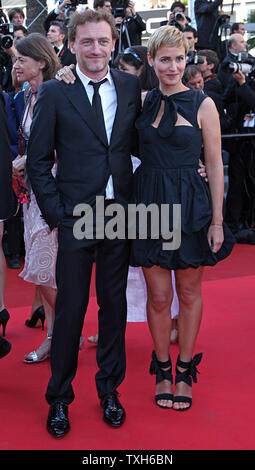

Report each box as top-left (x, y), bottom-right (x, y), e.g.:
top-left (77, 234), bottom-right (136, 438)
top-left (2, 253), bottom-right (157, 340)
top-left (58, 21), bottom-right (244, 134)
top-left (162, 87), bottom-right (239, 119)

top-left (123, 48), bottom-right (143, 63)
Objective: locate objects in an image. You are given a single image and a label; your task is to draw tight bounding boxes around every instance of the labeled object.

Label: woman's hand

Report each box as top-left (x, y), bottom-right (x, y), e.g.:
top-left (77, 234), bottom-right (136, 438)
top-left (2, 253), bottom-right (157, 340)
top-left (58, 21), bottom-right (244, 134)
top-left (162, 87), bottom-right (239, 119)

top-left (197, 159), bottom-right (208, 181)
top-left (207, 224), bottom-right (224, 253)
top-left (12, 154), bottom-right (26, 177)
top-left (56, 64), bottom-right (76, 84)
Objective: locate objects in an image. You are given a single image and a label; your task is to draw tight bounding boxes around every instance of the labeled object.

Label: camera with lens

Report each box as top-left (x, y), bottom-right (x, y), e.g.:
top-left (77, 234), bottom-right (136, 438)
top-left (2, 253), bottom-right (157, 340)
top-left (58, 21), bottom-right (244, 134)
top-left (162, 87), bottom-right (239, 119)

top-left (174, 10), bottom-right (184, 22)
top-left (168, 10), bottom-right (186, 32)
top-left (0, 23), bottom-right (14, 49)
top-left (186, 50), bottom-right (204, 66)
top-left (61, 0), bottom-right (88, 21)
top-left (228, 53), bottom-right (255, 79)
top-left (111, 0), bottom-right (129, 18)
top-left (69, 0), bottom-right (88, 6)
top-left (217, 14), bottom-right (230, 26)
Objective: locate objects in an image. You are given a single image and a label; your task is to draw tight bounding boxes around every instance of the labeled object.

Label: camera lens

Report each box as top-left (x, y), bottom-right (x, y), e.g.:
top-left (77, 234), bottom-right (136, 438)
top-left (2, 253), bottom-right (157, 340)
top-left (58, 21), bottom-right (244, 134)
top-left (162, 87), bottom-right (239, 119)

top-left (175, 11), bottom-right (183, 21)
top-left (0, 35), bottom-right (13, 49)
top-left (228, 63), bottom-right (239, 73)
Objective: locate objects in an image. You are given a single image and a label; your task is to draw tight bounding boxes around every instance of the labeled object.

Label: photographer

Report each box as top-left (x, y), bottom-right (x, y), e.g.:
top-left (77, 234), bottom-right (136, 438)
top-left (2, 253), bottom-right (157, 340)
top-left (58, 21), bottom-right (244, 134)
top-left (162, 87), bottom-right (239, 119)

top-left (233, 70), bottom-right (255, 112)
top-left (231, 22), bottom-right (246, 37)
top-left (8, 8), bottom-right (25, 26)
top-left (216, 33), bottom-right (254, 238)
top-left (224, 69), bottom-right (255, 241)
top-left (0, 32), bottom-right (14, 93)
top-left (94, 0), bottom-right (113, 12)
top-left (198, 49), bottom-right (223, 94)
top-left (43, 0), bottom-right (72, 32)
top-left (218, 33), bottom-right (247, 90)
top-left (114, 1), bottom-right (146, 54)
top-left (184, 64), bottom-right (231, 133)
top-left (161, 2), bottom-right (188, 31)
top-left (183, 25), bottom-right (198, 52)
top-left (194, 0), bottom-right (227, 51)
top-left (47, 20), bottom-right (76, 66)
top-left (0, 20), bottom-right (28, 94)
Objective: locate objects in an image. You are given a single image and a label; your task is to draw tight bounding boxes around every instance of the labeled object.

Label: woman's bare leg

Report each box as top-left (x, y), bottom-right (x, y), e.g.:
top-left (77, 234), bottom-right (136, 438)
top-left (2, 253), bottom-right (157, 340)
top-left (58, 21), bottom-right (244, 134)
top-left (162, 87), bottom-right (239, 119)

top-left (173, 266), bottom-right (204, 410)
top-left (143, 265), bottom-right (173, 408)
top-left (24, 286), bottom-right (56, 361)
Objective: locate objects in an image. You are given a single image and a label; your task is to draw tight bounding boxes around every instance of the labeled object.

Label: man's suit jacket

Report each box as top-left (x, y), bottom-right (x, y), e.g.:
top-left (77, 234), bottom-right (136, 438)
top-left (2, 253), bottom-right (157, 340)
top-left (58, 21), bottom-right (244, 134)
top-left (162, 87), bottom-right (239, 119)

top-left (58, 44), bottom-right (76, 67)
top-left (0, 91), bottom-right (13, 220)
top-left (26, 69), bottom-right (141, 233)
top-left (217, 51), bottom-right (238, 90)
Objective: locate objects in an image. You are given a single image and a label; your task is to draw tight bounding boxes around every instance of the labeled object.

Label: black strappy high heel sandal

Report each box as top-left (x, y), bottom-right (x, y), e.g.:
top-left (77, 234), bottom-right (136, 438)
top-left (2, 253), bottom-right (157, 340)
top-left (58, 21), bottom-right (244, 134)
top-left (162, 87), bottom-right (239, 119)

top-left (0, 309), bottom-right (10, 337)
top-left (25, 306), bottom-right (45, 330)
top-left (150, 350), bottom-right (173, 409)
top-left (173, 353), bottom-right (203, 411)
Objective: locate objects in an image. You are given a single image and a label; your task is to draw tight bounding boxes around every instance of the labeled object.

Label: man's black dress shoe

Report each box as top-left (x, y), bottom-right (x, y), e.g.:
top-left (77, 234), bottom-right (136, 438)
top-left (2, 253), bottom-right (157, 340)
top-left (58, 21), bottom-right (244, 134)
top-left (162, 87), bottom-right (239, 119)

top-left (0, 337), bottom-right (11, 359)
top-left (101, 393), bottom-right (126, 427)
top-left (47, 402), bottom-right (70, 438)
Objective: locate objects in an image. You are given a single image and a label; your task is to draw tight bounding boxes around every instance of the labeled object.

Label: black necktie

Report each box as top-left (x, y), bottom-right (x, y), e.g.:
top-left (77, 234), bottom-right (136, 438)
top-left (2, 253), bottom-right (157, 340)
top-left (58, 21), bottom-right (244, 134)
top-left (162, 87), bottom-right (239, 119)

top-left (89, 79), bottom-right (108, 141)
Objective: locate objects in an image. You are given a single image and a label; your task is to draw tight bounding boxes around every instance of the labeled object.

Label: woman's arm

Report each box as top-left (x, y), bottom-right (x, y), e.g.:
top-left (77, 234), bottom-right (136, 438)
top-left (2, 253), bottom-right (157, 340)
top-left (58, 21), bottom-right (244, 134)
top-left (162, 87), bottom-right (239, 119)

top-left (198, 96), bottom-right (224, 253)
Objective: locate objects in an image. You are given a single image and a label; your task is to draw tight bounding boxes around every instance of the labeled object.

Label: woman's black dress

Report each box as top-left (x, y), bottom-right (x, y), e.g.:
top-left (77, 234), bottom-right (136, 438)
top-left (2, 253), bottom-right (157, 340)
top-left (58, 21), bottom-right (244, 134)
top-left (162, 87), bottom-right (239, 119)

top-left (130, 88), bottom-right (235, 270)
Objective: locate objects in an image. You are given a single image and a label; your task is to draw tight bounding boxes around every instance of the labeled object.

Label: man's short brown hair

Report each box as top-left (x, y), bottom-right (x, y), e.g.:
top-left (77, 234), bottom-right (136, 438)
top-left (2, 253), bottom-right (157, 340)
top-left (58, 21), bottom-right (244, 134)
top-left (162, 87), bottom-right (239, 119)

top-left (198, 49), bottom-right (219, 73)
top-left (68, 9), bottom-right (118, 42)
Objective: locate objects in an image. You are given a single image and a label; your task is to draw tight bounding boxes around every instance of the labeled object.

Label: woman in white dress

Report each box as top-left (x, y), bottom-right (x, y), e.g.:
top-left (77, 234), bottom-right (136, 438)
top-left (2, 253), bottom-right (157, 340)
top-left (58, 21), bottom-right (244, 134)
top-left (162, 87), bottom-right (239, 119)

top-left (12, 33), bottom-right (61, 363)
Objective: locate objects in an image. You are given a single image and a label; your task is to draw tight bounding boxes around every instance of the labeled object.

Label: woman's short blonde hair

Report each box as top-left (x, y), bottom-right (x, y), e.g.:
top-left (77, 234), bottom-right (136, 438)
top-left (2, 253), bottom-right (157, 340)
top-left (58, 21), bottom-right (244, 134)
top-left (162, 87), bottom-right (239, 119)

top-left (147, 25), bottom-right (189, 59)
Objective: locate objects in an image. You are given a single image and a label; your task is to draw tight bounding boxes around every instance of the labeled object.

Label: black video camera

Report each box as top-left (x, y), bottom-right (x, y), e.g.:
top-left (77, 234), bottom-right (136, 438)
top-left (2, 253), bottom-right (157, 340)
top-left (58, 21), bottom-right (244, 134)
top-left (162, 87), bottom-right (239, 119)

top-left (186, 50), bottom-right (204, 66)
top-left (0, 23), bottom-right (14, 49)
top-left (111, 0), bottom-right (129, 18)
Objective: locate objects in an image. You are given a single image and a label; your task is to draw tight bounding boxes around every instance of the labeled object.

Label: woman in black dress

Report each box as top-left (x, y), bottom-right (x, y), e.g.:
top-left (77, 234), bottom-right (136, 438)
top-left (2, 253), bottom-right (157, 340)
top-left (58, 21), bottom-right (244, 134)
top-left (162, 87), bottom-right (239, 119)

top-left (130, 26), bottom-right (235, 411)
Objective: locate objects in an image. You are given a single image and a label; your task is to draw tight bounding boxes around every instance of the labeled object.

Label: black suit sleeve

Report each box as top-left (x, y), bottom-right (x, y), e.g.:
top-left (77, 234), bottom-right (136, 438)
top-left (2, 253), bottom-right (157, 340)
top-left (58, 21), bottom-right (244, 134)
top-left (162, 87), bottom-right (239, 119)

top-left (43, 9), bottom-right (58, 32)
top-left (26, 82), bottom-right (65, 230)
top-left (0, 92), bottom-right (13, 220)
top-left (132, 14), bottom-right (146, 33)
top-left (236, 82), bottom-right (255, 112)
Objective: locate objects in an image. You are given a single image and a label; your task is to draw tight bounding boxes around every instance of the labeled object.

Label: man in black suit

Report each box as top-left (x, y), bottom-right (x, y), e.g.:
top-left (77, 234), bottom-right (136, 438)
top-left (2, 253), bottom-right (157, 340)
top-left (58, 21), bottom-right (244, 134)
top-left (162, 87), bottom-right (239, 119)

top-left (0, 91), bottom-right (12, 359)
top-left (26, 9), bottom-right (141, 437)
top-left (217, 33), bottom-right (247, 91)
top-left (194, 0), bottom-right (226, 52)
top-left (196, 49), bottom-right (223, 95)
top-left (47, 20), bottom-right (76, 66)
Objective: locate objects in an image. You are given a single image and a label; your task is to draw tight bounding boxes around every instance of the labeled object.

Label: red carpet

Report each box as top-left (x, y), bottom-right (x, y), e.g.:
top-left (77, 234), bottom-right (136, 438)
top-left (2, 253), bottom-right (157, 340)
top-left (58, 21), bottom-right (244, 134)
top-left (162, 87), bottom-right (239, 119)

top-left (1, 244), bottom-right (255, 452)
